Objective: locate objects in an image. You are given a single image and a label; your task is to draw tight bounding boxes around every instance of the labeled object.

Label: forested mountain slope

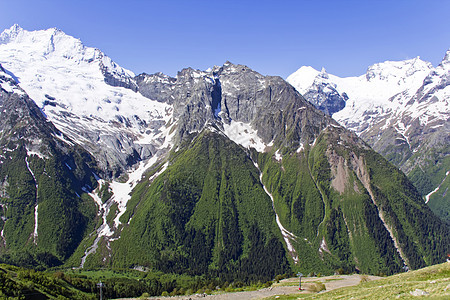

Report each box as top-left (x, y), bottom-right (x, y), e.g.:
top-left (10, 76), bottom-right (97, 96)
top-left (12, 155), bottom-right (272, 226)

top-left (0, 25), bottom-right (448, 280)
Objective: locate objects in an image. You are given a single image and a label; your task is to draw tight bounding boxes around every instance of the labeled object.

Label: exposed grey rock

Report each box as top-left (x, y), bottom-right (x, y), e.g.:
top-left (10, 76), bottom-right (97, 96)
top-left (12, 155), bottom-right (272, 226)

top-left (0, 63), bottom-right (99, 195)
top-left (135, 61), bottom-right (335, 149)
top-left (0, 63), bottom-right (100, 259)
top-left (99, 52), bottom-right (138, 92)
top-left (410, 289), bottom-right (429, 296)
top-left (135, 72), bottom-right (176, 103)
top-left (0, 65), bottom-right (58, 154)
top-left (218, 62), bottom-right (335, 147)
top-left (301, 69), bottom-right (347, 115)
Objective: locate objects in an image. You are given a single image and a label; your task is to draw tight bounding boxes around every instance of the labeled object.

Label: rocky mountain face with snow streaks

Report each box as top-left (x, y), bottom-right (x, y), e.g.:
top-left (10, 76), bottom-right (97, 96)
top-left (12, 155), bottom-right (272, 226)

top-left (0, 25), bottom-right (448, 278)
top-left (287, 67), bottom-right (347, 115)
top-left (0, 62), bottom-right (99, 265)
top-left (288, 54), bottom-right (450, 223)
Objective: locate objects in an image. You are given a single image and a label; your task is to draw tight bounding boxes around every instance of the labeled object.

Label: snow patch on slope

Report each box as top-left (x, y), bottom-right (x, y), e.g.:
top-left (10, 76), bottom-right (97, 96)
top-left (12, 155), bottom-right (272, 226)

top-left (111, 155), bottom-right (167, 228)
top-left (296, 143), bottom-right (304, 153)
top-left (223, 120), bottom-right (267, 152)
top-left (425, 170), bottom-right (450, 203)
top-left (0, 204), bottom-right (6, 244)
top-left (148, 161), bottom-right (169, 183)
top-left (79, 154), bottom-right (170, 268)
top-left (26, 148), bottom-right (47, 160)
top-left (318, 237), bottom-right (331, 255)
top-left (0, 76), bottom-right (25, 95)
top-left (274, 149), bottom-right (282, 161)
top-left (79, 181), bottom-right (110, 268)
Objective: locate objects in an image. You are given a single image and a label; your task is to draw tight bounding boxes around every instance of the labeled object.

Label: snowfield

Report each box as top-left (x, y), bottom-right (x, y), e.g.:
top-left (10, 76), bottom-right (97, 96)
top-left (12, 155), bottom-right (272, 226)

top-left (287, 52), bottom-right (450, 162)
top-left (0, 24), bottom-right (174, 172)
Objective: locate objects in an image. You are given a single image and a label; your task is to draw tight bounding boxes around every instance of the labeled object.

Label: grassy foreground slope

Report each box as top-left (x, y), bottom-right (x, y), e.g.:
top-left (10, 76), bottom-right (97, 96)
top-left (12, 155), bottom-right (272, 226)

top-left (267, 262), bottom-right (450, 299)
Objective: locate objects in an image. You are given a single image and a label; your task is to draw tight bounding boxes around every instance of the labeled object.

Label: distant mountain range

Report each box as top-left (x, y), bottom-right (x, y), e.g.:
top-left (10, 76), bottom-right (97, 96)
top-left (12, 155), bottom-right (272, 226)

top-left (288, 53), bottom-right (450, 224)
top-left (0, 25), bottom-right (448, 280)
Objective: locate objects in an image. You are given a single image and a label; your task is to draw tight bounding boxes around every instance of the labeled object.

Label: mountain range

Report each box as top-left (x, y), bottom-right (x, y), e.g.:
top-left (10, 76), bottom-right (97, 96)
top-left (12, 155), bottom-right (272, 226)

top-left (287, 54), bottom-right (450, 224)
top-left (0, 25), bottom-right (448, 280)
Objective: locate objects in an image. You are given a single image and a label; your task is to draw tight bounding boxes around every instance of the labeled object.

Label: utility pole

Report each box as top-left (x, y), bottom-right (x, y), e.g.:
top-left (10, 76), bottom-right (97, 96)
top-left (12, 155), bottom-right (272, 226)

top-left (97, 281), bottom-right (105, 300)
top-left (297, 272), bottom-right (303, 290)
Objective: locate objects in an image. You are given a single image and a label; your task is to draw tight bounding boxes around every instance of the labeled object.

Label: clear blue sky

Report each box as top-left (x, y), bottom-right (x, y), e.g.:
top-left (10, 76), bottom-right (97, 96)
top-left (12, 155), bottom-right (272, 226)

top-left (1, 0), bottom-right (449, 78)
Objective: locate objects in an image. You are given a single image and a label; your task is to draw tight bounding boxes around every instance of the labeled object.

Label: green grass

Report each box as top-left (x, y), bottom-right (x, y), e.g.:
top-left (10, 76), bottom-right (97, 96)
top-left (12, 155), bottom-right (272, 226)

top-left (65, 268), bottom-right (143, 279)
top-left (272, 276), bottom-right (346, 288)
top-left (0, 263), bottom-right (96, 299)
top-left (264, 262), bottom-right (450, 299)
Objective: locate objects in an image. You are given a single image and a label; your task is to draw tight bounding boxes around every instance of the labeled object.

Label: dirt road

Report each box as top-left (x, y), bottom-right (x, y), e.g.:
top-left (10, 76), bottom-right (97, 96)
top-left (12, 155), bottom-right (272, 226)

top-left (125, 274), bottom-right (381, 300)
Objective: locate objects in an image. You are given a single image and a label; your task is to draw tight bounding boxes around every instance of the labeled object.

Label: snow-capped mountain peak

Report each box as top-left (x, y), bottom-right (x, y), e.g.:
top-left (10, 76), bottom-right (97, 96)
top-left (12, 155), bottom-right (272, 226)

top-left (0, 24), bottom-right (24, 44)
top-left (288, 55), bottom-right (438, 133)
top-left (0, 25), bottom-right (172, 176)
top-left (286, 66), bottom-right (346, 115)
top-left (365, 57), bottom-right (432, 83)
top-left (1, 25), bottom-right (88, 61)
top-left (0, 25), bottom-right (135, 80)
top-left (439, 49), bottom-right (450, 68)
top-left (286, 66), bottom-right (320, 94)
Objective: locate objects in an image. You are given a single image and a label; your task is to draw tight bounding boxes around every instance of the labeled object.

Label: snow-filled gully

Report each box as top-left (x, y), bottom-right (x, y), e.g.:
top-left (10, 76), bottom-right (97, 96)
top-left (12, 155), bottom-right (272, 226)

top-left (252, 160), bottom-right (299, 264)
top-left (79, 180), bottom-right (115, 268)
top-left (0, 204), bottom-right (6, 244)
top-left (79, 157), bottom-right (164, 268)
top-left (0, 228), bottom-right (5, 244)
top-left (425, 170), bottom-right (449, 203)
top-left (25, 157), bottom-right (39, 245)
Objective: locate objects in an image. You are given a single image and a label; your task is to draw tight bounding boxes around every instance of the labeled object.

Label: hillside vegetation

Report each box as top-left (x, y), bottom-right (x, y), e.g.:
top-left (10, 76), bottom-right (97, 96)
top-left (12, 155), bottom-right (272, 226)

top-left (267, 262), bottom-right (450, 299)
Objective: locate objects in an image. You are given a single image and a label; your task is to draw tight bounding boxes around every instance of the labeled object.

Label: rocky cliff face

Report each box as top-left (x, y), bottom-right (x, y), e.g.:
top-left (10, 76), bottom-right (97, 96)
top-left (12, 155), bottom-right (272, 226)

top-left (0, 25), bottom-right (333, 179)
top-left (99, 52), bottom-right (138, 92)
top-left (102, 62), bottom-right (447, 276)
top-left (136, 62), bottom-right (334, 150)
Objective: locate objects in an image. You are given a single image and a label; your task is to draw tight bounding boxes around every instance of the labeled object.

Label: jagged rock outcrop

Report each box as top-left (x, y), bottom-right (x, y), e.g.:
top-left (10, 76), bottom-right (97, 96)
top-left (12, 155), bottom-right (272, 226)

top-left (136, 62), bottom-right (334, 149)
top-left (99, 52), bottom-right (138, 92)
